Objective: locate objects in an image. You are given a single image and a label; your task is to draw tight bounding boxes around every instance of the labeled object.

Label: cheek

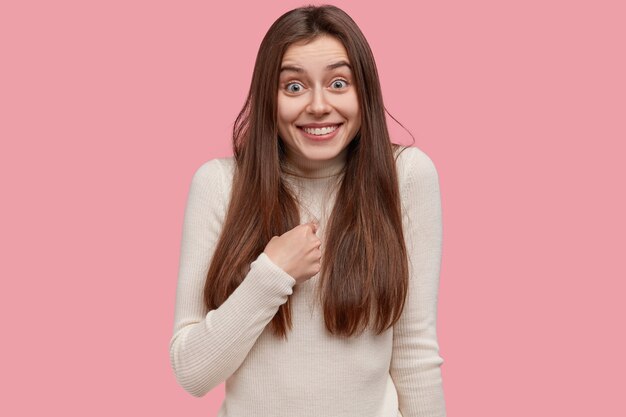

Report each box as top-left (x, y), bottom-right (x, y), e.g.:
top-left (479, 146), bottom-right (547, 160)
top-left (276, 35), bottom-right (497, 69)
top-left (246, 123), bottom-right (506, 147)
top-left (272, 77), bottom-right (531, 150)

top-left (276, 99), bottom-right (292, 138)
top-left (277, 96), bottom-right (301, 123)
top-left (336, 93), bottom-right (360, 119)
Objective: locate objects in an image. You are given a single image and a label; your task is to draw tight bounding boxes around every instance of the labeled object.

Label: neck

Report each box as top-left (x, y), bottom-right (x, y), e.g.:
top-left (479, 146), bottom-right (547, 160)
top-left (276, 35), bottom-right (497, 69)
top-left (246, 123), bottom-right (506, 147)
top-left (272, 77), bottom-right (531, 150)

top-left (281, 148), bottom-right (348, 179)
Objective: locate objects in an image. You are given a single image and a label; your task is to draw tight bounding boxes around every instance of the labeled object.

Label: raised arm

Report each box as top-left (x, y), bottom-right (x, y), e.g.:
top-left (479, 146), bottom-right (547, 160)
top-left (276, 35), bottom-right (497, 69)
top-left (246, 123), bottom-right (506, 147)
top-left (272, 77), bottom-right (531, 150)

top-left (390, 147), bottom-right (447, 417)
top-left (169, 159), bottom-right (296, 397)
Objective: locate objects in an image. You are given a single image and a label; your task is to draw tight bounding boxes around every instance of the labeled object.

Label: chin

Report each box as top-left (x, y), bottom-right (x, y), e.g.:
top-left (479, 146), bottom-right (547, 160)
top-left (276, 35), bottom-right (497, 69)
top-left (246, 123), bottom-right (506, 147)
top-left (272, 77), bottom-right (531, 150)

top-left (303, 147), bottom-right (342, 159)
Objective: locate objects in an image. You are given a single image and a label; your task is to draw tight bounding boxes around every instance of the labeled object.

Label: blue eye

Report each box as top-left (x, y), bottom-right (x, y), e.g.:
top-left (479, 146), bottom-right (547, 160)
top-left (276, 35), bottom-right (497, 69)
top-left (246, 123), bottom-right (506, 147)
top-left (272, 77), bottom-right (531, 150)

top-left (285, 82), bottom-right (303, 93)
top-left (284, 79), bottom-right (349, 93)
top-left (332, 79), bottom-right (349, 89)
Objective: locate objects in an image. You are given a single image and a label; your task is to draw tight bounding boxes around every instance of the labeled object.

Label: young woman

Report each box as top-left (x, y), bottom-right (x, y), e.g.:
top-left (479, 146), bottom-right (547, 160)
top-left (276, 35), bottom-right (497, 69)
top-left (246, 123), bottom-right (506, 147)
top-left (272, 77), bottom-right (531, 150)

top-left (169, 5), bottom-right (447, 417)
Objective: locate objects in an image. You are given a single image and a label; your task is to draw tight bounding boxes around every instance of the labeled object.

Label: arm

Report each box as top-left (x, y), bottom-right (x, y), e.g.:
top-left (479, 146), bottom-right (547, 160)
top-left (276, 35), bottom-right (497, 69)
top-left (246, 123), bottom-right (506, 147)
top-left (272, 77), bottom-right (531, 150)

top-left (390, 147), bottom-right (447, 417)
top-left (168, 159), bottom-right (296, 397)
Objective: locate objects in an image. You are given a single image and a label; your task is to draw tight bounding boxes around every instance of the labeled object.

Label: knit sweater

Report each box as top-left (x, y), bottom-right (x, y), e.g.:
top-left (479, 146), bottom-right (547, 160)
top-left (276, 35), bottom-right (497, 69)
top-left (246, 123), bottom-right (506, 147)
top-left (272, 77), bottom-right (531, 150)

top-left (169, 145), bottom-right (447, 417)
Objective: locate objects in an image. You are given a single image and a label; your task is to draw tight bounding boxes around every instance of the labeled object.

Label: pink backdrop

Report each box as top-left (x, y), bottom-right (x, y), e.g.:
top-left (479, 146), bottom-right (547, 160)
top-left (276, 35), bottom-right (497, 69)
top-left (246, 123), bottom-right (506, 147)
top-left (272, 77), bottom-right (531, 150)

top-left (1, 0), bottom-right (624, 415)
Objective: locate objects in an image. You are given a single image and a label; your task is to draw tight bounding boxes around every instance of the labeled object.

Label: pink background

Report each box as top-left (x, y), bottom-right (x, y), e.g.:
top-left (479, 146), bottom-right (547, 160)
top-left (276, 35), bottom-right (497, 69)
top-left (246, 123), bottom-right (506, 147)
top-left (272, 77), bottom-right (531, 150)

top-left (1, 0), bottom-right (624, 415)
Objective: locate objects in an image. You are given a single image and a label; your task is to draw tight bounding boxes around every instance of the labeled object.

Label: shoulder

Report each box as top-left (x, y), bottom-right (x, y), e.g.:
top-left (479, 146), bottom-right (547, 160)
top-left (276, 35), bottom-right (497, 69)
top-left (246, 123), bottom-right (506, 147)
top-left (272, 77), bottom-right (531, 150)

top-left (189, 156), bottom-right (237, 197)
top-left (187, 156), bottom-right (237, 212)
top-left (192, 155), bottom-right (236, 183)
top-left (393, 145), bottom-right (440, 189)
top-left (394, 146), bottom-right (442, 232)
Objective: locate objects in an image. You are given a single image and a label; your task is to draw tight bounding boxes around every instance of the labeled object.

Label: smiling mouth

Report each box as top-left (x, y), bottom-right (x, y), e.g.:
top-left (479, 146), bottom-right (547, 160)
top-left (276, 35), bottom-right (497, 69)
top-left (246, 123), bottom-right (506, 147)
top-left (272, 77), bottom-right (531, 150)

top-left (297, 123), bottom-right (343, 136)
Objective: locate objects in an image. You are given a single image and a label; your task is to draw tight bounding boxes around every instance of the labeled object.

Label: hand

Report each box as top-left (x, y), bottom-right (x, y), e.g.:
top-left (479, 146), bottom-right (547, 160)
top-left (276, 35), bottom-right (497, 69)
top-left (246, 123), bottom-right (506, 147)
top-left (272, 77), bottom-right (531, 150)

top-left (263, 221), bottom-right (322, 284)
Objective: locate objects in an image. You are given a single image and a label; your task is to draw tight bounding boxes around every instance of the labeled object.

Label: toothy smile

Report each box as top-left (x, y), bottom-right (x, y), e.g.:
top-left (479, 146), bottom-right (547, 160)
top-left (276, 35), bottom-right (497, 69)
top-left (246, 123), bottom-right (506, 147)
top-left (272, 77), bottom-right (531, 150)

top-left (298, 124), bottom-right (342, 136)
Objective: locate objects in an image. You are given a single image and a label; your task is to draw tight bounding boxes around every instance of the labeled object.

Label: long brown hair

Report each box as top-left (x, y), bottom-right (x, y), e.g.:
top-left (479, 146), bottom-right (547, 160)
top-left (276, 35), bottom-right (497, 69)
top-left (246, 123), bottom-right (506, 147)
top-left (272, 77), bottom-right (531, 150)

top-left (204, 4), bottom-right (412, 339)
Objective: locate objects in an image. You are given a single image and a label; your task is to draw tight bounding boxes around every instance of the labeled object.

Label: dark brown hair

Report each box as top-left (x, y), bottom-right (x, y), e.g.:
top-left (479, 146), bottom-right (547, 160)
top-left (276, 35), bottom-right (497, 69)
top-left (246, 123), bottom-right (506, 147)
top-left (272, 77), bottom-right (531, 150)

top-left (204, 4), bottom-right (412, 339)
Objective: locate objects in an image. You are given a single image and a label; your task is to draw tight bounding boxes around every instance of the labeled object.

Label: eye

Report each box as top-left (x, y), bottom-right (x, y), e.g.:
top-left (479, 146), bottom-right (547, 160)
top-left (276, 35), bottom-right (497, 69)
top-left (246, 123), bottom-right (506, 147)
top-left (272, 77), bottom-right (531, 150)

top-left (285, 82), bottom-right (304, 93)
top-left (331, 79), bottom-right (349, 89)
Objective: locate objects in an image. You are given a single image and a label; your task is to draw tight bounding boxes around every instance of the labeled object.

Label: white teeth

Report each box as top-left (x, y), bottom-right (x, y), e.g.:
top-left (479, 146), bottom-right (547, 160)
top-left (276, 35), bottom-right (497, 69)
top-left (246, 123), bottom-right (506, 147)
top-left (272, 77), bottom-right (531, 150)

top-left (302, 124), bottom-right (339, 135)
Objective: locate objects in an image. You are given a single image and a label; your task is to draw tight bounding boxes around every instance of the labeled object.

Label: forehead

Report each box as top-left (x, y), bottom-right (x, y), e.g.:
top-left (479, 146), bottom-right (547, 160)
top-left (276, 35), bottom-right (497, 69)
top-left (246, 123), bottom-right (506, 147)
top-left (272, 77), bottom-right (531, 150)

top-left (281, 35), bottom-right (350, 66)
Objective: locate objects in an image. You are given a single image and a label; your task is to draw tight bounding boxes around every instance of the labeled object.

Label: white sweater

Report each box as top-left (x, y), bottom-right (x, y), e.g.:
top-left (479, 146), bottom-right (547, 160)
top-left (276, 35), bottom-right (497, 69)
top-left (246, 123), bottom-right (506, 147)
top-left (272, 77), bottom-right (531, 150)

top-left (169, 145), bottom-right (447, 417)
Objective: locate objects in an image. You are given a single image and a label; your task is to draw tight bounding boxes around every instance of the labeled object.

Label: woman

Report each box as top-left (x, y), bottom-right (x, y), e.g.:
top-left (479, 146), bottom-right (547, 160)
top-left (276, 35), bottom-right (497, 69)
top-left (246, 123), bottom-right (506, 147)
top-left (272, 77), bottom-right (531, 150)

top-left (169, 5), bottom-right (447, 417)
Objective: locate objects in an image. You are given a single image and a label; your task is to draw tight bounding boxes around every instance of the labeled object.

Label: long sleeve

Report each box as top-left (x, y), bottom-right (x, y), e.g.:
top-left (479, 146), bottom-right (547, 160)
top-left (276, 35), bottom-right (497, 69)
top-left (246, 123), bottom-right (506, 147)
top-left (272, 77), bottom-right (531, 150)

top-left (168, 159), bottom-right (297, 397)
top-left (390, 147), bottom-right (447, 417)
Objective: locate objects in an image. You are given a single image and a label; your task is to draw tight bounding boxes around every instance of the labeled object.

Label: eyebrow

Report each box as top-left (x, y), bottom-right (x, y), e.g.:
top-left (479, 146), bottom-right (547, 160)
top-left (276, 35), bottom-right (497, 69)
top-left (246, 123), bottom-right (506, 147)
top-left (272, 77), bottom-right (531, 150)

top-left (280, 60), bottom-right (352, 74)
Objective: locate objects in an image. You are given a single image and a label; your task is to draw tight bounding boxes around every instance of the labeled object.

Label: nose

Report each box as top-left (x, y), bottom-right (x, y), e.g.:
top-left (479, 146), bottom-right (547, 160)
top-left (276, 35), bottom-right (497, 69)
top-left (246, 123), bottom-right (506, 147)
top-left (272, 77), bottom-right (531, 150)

top-left (305, 86), bottom-right (332, 116)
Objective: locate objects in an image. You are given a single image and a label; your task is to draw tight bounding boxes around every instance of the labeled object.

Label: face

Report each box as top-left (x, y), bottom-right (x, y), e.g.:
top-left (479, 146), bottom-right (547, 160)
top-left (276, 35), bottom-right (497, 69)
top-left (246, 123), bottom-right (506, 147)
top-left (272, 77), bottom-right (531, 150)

top-left (277, 35), bottom-right (361, 169)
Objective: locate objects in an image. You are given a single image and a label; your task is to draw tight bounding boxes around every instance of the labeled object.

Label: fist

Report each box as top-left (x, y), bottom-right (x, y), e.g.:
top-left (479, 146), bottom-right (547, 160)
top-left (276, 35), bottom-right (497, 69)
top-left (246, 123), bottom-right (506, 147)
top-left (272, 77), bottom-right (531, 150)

top-left (263, 221), bottom-right (322, 284)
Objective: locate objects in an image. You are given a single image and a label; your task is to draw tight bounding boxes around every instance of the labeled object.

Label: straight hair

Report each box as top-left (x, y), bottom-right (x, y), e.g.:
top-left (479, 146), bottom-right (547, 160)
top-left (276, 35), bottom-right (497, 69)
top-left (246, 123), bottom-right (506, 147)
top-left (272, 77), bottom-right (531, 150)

top-left (204, 4), bottom-right (411, 339)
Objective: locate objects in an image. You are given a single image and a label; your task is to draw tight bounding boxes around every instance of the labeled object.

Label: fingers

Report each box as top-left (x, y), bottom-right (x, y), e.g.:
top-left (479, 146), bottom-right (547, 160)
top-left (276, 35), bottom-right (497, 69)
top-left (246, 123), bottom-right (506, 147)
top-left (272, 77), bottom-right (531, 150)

top-left (306, 223), bottom-right (321, 247)
top-left (302, 221), bottom-right (322, 253)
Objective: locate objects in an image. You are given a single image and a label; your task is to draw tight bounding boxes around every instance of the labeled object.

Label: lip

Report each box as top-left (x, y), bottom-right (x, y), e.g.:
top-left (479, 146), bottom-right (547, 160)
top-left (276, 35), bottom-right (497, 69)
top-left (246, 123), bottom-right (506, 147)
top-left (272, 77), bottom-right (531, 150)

top-left (297, 123), bottom-right (342, 141)
top-left (297, 122), bottom-right (343, 128)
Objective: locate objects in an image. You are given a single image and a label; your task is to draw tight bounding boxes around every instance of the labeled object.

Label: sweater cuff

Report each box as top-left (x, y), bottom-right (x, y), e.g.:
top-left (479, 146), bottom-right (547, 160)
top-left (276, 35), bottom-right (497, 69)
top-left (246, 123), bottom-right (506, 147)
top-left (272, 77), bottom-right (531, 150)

top-left (246, 252), bottom-right (297, 299)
